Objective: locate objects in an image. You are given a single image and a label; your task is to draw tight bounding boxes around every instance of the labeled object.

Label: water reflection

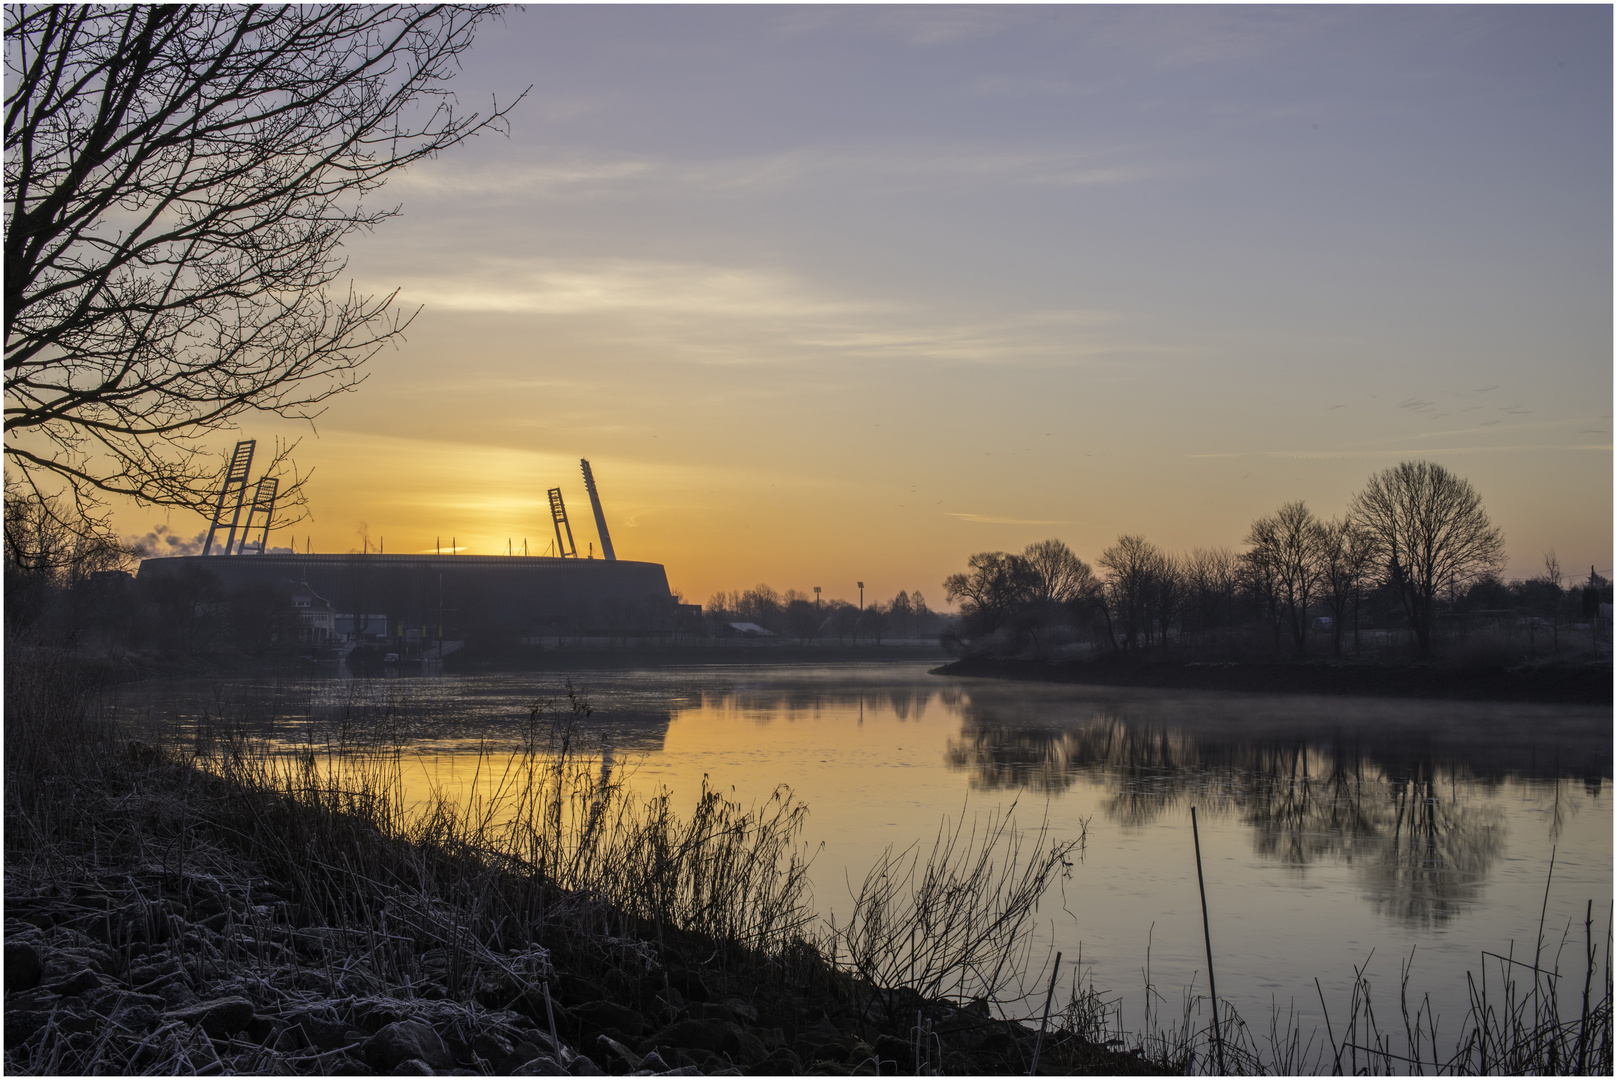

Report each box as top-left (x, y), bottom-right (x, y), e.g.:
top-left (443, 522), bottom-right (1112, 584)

top-left (111, 667), bottom-right (1603, 931)
top-left (942, 706), bottom-right (1544, 926)
top-left (109, 673), bottom-right (690, 756)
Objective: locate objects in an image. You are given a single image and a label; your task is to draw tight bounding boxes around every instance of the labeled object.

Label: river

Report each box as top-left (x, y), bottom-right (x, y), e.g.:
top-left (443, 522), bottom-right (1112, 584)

top-left (111, 659), bottom-right (1611, 1058)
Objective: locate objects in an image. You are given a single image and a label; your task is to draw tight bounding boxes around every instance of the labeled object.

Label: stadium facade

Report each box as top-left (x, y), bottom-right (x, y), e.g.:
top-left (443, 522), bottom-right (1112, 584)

top-left (134, 553), bottom-right (683, 639)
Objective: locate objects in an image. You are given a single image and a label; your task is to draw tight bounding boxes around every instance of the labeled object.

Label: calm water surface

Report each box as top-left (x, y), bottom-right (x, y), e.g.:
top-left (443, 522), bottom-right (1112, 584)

top-left (117, 661), bottom-right (1611, 1043)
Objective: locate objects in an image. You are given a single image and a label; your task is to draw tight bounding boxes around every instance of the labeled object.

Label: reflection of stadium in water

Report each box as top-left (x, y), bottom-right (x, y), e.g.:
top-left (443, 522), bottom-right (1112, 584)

top-left (108, 673), bottom-right (697, 757)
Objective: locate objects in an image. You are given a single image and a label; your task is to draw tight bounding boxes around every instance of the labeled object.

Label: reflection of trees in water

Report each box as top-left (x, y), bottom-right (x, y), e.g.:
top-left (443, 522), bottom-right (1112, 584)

top-left (695, 684), bottom-right (936, 725)
top-left (944, 713), bottom-right (1506, 927)
top-left (1360, 761), bottom-right (1505, 926)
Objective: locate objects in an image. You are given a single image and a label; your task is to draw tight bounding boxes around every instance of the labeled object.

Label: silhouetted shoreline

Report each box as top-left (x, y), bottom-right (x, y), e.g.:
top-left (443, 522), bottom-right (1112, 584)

top-left (933, 655), bottom-right (1613, 705)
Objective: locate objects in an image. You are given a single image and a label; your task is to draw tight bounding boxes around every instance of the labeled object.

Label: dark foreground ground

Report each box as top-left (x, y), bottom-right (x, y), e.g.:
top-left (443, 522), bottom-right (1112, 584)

top-left (934, 654), bottom-right (1613, 705)
top-left (5, 864), bottom-right (1159, 1077)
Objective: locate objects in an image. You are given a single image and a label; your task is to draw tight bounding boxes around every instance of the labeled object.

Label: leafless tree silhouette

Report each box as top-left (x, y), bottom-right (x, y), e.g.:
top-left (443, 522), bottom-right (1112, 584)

top-left (1243, 500), bottom-right (1325, 656)
top-left (944, 550), bottom-right (1038, 635)
top-left (1349, 461), bottom-right (1506, 658)
top-left (4, 5), bottom-right (521, 538)
top-left (1182, 545), bottom-right (1237, 641)
top-left (1098, 534), bottom-right (1172, 650)
top-left (1020, 537), bottom-right (1098, 606)
top-left (1315, 516), bottom-right (1375, 655)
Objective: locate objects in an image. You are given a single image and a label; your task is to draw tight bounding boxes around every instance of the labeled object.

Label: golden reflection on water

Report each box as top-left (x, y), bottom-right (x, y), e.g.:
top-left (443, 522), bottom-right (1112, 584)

top-left (113, 665), bottom-right (1606, 939)
top-left (111, 664), bottom-right (1610, 1046)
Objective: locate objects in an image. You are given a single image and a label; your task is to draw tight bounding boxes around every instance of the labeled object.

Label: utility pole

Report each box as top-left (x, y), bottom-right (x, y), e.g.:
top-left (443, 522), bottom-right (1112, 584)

top-left (813, 586), bottom-right (821, 610)
top-left (858, 581), bottom-right (864, 611)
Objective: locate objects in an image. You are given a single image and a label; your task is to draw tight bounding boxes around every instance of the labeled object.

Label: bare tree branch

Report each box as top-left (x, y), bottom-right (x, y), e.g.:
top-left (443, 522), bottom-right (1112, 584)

top-left (4, 4), bottom-right (524, 531)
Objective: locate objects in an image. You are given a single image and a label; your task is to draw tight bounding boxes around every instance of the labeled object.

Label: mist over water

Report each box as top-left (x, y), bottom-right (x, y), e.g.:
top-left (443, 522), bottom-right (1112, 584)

top-left (114, 662), bottom-right (1611, 1044)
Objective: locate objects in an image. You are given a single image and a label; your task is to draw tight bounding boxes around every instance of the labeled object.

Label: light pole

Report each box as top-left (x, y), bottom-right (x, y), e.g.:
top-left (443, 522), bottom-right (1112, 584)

top-left (813, 586), bottom-right (821, 610)
top-left (857, 581), bottom-right (864, 611)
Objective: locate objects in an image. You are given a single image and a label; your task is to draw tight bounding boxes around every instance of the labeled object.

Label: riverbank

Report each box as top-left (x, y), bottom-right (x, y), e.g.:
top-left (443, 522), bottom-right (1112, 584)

top-left (3, 656), bottom-right (1155, 1077)
top-left (933, 654), bottom-right (1614, 705)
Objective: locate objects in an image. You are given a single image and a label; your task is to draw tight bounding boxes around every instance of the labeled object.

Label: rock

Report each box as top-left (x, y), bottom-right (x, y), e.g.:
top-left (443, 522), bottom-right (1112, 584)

top-left (43, 944), bottom-right (115, 977)
top-left (636, 1051), bottom-right (671, 1073)
top-left (695, 1001), bottom-right (737, 1025)
top-left (722, 998), bottom-right (758, 1024)
top-left (129, 957), bottom-right (187, 988)
top-left (639, 1018), bottom-right (736, 1056)
top-left (500, 1040), bottom-right (549, 1073)
top-left (46, 967), bottom-right (101, 996)
top-left (663, 968), bottom-right (709, 1003)
top-left (6, 1008), bottom-right (97, 1044)
top-left (567, 1054), bottom-right (605, 1076)
top-left (165, 996), bottom-right (255, 1037)
top-left (156, 980), bottom-right (197, 1010)
top-left (471, 1030), bottom-right (513, 1063)
top-left (573, 999), bottom-right (646, 1038)
top-left (394, 1059), bottom-right (436, 1076)
top-left (5, 1009), bottom-right (51, 1045)
top-left (331, 1054), bottom-right (375, 1075)
top-left (652, 986), bottom-right (684, 1022)
top-left (5, 942), bottom-right (42, 991)
top-left (6, 987), bottom-right (61, 1012)
top-left (365, 1020), bottom-right (454, 1073)
top-left (749, 1047), bottom-right (802, 1076)
top-left (292, 1012), bottom-right (353, 1050)
top-left (873, 1034), bottom-right (913, 1073)
top-left (510, 1053), bottom-right (565, 1075)
top-left (86, 988), bottom-right (167, 1014)
top-left (845, 1039), bottom-right (876, 1066)
top-left (557, 973), bottom-right (606, 1004)
top-left (596, 1033), bottom-right (642, 1070)
top-left (111, 1003), bottom-right (161, 1035)
top-left (667, 1048), bottom-right (722, 1073)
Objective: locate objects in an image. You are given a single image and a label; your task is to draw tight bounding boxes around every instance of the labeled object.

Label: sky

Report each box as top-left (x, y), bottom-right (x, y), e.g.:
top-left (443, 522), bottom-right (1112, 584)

top-left (123, 5), bottom-right (1613, 607)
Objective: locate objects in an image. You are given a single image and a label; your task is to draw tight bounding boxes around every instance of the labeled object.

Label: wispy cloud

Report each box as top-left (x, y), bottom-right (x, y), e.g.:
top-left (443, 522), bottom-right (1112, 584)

top-left (380, 256), bottom-right (1154, 369)
top-left (393, 143), bottom-right (1165, 200)
top-left (392, 258), bottom-right (869, 320)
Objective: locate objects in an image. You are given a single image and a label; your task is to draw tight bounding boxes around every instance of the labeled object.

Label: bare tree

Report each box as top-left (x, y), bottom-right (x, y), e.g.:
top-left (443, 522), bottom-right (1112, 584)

top-left (1315, 517), bottom-right (1374, 656)
top-left (1183, 545), bottom-right (1237, 642)
top-left (737, 583), bottom-right (783, 630)
top-left (1146, 549), bottom-right (1183, 648)
top-left (5, 5), bottom-right (521, 537)
top-left (1348, 461), bottom-right (1506, 658)
top-left (1020, 538), bottom-right (1097, 605)
top-left (1238, 537), bottom-right (1286, 652)
top-left (1540, 550), bottom-right (1565, 651)
top-left (1098, 534), bottom-right (1165, 651)
top-left (943, 551), bottom-right (1037, 637)
top-left (1243, 501), bottom-right (1325, 657)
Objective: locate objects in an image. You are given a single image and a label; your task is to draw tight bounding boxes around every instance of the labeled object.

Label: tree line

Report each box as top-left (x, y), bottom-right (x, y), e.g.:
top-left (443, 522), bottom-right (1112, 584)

top-left (943, 460), bottom-right (1610, 661)
top-left (703, 585), bottom-right (947, 645)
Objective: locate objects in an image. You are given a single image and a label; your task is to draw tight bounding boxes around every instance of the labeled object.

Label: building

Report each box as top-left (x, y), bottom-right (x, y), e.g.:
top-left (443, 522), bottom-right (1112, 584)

top-left (290, 582), bottom-right (335, 644)
top-left (136, 553), bottom-right (682, 644)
